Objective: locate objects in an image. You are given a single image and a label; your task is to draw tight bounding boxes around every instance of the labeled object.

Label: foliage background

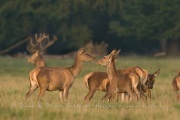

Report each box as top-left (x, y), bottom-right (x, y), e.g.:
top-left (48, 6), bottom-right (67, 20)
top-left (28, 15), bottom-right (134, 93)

top-left (0, 0), bottom-right (180, 55)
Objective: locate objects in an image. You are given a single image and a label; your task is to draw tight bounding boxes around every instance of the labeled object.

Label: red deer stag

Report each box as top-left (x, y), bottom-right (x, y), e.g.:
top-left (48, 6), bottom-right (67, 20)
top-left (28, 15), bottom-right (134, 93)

top-left (27, 33), bottom-right (57, 67)
top-left (96, 50), bottom-right (141, 101)
top-left (26, 47), bottom-right (95, 101)
top-left (172, 73), bottom-right (180, 101)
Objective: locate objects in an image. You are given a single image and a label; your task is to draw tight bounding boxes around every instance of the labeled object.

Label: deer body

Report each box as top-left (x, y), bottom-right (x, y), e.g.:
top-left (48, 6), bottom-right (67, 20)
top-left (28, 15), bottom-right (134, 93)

top-left (96, 50), bottom-right (141, 101)
top-left (172, 74), bottom-right (180, 101)
top-left (84, 72), bottom-right (109, 92)
top-left (26, 48), bottom-right (95, 101)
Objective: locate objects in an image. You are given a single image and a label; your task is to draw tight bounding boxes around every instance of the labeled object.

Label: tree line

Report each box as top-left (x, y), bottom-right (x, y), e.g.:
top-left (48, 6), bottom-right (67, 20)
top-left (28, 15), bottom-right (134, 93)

top-left (0, 0), bottom-right (180, 56)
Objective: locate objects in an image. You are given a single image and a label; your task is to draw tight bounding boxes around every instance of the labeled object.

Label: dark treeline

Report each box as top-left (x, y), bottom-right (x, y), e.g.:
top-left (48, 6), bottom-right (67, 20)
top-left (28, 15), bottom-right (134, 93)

top-left (0, 0), bottom-right (180, 56)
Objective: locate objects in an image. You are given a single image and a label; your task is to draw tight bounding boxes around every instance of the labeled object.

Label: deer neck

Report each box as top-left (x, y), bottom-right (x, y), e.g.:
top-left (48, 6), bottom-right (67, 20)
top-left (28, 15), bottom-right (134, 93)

top-left (107, 60), bottom-right (117, 81)
top-left (36, 55), bottom-right (43, 61)
top-left (69, 54), bottom-right (83, 78)
top-left (35, 54), bottom-right (47, 67)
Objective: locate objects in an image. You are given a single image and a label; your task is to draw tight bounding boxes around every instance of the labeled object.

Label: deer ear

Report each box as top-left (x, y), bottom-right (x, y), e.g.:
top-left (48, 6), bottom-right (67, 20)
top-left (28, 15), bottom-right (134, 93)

top-left (114, 49), bottom-right (121, 58)
top-left (154, 69), bottom-right (160, 76)
top-left (78, 47), bottom-right (84, 54)
top-left (109, 54), bottom-right (114, 61)
top-left (110, 49), bottom-right (116, 55)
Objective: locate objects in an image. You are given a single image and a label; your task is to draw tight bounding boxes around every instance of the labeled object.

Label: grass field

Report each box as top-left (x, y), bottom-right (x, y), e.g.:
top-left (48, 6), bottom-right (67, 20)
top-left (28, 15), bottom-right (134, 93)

top-left (0, 55), bottom-right (180, 120)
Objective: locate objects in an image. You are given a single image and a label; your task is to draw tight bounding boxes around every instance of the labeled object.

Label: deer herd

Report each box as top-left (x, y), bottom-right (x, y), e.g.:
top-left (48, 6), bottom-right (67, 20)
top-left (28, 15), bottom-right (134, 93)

top-left (25, 33), bottom-right (180, 102)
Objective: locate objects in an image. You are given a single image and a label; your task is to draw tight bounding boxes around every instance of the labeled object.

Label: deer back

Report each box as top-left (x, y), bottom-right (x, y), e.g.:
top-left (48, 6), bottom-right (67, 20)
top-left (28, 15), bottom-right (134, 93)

top-left (84, 72), bottom-right (109, 92)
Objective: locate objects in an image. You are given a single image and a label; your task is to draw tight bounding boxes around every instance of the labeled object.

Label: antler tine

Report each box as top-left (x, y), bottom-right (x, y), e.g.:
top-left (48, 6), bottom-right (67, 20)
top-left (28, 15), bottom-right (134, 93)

top-left (39, 35), bottom-right (58, 52)
top-left (36, 33), bottom-right (49, 43)
top-left (27, 44), bottom-right (37, 53)
top-left (27, 38), bottom-right (39, 53)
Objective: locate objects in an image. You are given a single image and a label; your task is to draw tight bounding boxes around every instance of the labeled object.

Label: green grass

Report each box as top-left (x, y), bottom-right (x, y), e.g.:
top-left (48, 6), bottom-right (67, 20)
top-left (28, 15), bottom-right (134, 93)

top-left (0, 56), bottom-right (180, 120)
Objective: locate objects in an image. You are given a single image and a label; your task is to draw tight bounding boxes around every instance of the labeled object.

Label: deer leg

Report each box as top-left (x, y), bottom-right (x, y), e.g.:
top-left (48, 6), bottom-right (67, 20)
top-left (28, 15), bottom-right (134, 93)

top-left (119, 93), bottom-right (129, 102)
top-left (140, 91), bottom-right (147, 100)
top-left (126, 91), bottom-right (135, 101)
top-left (37, 87), bottom-right (47, 101)
top-left (101, 92), bottom-right (113, 101)
top-left (134, 88), bottom-right (140, 101)
top-left (101, 84), bottom-right (114, 101)
top-left (26, 82), bottom-right (38, 99)
top-left (126, 87), bottom-right (136, 101)
top-left (112, 92), bottom-right (121, 102)
top-left (84, 89), bottom-right (96, 101)
top-left (63, 87), bottom-right (70, 101)
top-left (59, 91), bottom-right (64, 102)
top-left (172, 80), bottom-right (180, 101)
top-left (120, 93), bottom-right (125, 102)
top-left (124, 93), bottom-right (131, 102)
top-left (139, 85), bottom-right (147, 100)
top-left (146, 88), bottom-right (151, 99)
top-left (109, 93), bottom-right (118, 102)
top-left (173, 89), bottom-right (180, 101)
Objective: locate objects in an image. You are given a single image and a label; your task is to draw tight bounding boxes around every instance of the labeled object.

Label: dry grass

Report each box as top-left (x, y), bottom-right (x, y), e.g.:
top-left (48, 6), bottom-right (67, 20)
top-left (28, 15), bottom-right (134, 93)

top-left (0, 56), bottom-right (180, 120)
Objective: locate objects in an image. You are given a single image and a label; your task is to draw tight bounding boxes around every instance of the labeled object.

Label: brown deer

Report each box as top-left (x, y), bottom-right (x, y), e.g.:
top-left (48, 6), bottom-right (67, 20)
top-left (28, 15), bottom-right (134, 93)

top-left (121, 69), bottom-right (160, 101)
top-left (27, 33), bottom-right (57, 67)
top-left (96, 49), bottom-right (141, 101)
top-left (172, 73), bottom-right (180, 101)
top-left (84, 68), bottom-right (147, 101)
top-left (138, 69), bottom-right (160, 99)
top-left (84, 48), bottom-right (160, 101)
top-left (26, 47), bottom-right (95, 101)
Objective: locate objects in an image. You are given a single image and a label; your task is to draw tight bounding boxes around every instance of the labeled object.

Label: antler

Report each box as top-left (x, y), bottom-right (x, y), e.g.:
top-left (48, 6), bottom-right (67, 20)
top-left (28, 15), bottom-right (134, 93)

top-left (27, 33), bottom-right (57, 53)
top-left (39, 35), bottom-right (58, 52)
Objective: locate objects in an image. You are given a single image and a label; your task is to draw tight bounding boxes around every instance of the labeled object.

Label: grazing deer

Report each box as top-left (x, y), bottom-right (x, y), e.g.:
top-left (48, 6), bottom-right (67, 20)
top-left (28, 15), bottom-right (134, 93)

top-left (27, 33), bottom-right (57, 67)
top-left (26, 47), bottom-right (95, 101)
top-left (96, 49), bottom-right (141, 101)
top-left (172, 73), bottom-right (180, 101)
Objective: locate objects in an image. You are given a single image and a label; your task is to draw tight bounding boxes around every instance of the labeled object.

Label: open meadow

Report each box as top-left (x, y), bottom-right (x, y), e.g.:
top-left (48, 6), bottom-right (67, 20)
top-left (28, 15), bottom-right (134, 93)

top-left (0, 55), bottom-right (180, 120)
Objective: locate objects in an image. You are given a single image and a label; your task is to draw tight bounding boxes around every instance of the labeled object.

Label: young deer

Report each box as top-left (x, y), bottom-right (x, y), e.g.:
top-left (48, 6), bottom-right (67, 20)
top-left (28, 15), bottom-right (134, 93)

top-left (139, 69), bottom-right (160, 99)
top-left (26, 47), bottom-right (95, 101)
top-left (96, 50), bottom-right (141, 101)
top-left (172, 73), bottom-right (180, 101)
top-left (27, 33), bottom-right (57, 67)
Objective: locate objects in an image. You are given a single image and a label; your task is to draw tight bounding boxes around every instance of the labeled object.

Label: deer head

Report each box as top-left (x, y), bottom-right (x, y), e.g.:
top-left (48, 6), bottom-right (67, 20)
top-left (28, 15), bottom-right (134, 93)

top-left (146, 69), bottom-right (160, 89)
top-left (28, 51), bottom-right (42, 64)
top-left (97, 49), bottom-right (120, 67)
top-left (77, 47), bottom-right (95, 62)
top-left (27, 33), bottom-right (57, 65)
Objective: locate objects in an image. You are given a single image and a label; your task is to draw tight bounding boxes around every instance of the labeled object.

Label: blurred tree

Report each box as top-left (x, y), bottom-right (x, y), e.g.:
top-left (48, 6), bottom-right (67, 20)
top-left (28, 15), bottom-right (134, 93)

top-left (109, 0), bottom-right (180, 56)
top-left (0, 0), bottom-right (179, 55)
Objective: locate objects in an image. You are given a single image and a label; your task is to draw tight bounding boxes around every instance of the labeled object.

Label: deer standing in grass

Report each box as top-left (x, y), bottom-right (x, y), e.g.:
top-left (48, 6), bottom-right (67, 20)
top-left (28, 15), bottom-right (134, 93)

top-left (84, 51), bottom-right (160, 101)
top-left (26, 47), bottom-right (95, 101)
top-left (172, 73), bottom-right (180, 101)
top-left (96, 49), bottom-right (141, 101)
top-left (27, 33), bottom-right (57, 67)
